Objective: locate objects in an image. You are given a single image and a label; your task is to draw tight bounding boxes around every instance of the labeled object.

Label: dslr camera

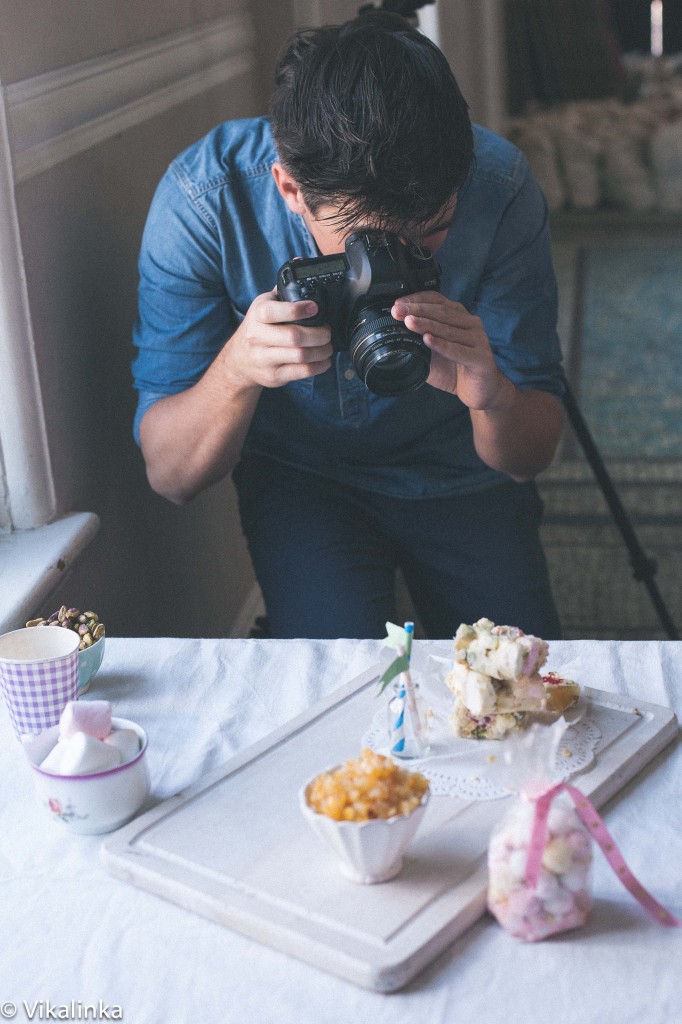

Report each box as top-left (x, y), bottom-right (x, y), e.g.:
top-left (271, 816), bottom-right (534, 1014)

top-left (276, 230), bottom-right (440, 396)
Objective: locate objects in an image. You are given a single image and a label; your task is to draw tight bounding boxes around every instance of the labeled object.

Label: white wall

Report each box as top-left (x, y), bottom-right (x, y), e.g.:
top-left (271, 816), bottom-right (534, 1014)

top-left (438, 0), bottom-right (507, 131)
top-left (0, 1), bottom-right (270, 637)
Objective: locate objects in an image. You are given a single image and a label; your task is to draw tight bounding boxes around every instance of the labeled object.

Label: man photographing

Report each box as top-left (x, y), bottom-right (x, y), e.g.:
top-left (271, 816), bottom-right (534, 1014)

top-left (132, 10), bottom-right (565, 639)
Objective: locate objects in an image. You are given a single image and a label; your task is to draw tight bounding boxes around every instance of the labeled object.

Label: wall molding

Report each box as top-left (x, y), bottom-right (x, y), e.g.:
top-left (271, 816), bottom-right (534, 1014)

top-left (0, 441), bottom-right (11, 532)
top-left (0, 91), bottom-right (57, 529)
top-left (5, 11), bottom-right (256, 182)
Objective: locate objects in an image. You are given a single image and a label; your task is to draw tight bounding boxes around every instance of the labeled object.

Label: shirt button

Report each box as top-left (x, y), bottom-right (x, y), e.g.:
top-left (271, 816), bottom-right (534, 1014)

top-left (344, 368), bottom-right (355, 381)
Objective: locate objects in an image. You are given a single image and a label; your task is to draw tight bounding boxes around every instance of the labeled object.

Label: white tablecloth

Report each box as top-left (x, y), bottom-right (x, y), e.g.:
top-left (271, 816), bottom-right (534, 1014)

top-left (1, 638), bottom-right (680, 1024)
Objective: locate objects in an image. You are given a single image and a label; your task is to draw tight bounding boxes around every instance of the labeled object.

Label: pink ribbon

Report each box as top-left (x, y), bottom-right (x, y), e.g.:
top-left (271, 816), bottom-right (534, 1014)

top-left (524, 781), bottom-right (679, 928)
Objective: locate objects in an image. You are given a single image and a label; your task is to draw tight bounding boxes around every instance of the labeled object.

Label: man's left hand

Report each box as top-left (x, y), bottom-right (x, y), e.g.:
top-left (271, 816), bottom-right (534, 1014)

top-left (391, 291), bottom-right (513, 411)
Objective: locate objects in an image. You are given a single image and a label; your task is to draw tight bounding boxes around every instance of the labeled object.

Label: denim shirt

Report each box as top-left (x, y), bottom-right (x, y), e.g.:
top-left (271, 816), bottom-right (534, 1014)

top-left (132, 117), bottom-right (564, 498)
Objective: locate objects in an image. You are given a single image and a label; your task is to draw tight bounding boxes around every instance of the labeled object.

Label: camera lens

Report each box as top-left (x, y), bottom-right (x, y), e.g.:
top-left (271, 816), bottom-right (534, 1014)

top-left (349, 304), bottom-right (431, 397)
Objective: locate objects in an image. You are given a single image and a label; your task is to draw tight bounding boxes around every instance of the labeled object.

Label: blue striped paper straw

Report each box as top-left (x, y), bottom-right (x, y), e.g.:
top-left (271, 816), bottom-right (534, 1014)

top-left (390, 623), bottom-right (414, 754)
top-left (390, 678), bottom-right (406, 754)
top-left (404, 621), bottom-right (414, 661)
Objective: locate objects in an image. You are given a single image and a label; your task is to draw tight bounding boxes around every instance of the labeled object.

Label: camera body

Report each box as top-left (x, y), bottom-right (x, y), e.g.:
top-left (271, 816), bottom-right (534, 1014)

top-left (276, 230), bottom-right (440, 396)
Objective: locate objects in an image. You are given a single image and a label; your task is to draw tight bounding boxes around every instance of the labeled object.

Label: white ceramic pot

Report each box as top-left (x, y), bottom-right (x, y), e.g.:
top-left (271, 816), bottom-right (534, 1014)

top-left (26, 716), bottom-right (150, 835)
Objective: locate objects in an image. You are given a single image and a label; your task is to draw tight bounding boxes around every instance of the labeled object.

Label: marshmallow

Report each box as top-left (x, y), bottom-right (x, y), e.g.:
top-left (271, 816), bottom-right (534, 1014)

top-left (41, 731), bottom-right (122, 775)
top-left (542, 836), bottom-right (573, 875)
top-left (487, 799), bottom-right (593, 941)
top-left (547, 803), bottom-right (581, 835)
top-left (561, 864), bottom-right (590, 893)
top-left (454, 619), bottom-right (549, 681)
top-left (448, 620), bottom-right (549, 737)
top-left (446, 661), bottom-right (497, 715)
top-left (508, 674), bottom-right (546, 704)
top-left (59, 700), bottom-right (112, 741)
top-left (104, 728), bottom-right (140, 763)
top-left (22, 728), bottom-right (60, 764)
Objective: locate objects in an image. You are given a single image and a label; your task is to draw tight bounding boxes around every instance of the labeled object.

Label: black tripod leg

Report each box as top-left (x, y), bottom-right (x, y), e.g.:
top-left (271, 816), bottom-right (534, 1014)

top-left (561, 380), bottom-right (679, 640)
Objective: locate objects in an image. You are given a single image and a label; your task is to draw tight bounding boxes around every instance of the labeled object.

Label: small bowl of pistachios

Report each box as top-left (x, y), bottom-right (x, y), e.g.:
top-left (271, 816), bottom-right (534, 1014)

top-left (26, 606), bottom-right (106, 696)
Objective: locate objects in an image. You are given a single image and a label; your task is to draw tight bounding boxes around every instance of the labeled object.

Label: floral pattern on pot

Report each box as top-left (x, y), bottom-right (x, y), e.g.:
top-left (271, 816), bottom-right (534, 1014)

top-left (46, 797), bottom-right (87, 824)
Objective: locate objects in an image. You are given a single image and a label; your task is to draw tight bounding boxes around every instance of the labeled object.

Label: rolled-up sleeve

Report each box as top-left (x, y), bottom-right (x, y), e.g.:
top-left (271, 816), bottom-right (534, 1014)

top-left (131, 166), bottom-right (236, 444)
top-left (473, 160), bottom-right (565, 398)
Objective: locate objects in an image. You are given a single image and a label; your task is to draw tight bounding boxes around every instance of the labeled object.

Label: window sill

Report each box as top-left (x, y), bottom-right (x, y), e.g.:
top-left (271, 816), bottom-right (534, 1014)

top-left (0, 512), bottom-right (100, 633)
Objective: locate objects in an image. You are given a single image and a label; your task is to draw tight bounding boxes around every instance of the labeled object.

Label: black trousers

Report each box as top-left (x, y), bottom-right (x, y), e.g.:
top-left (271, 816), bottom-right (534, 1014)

top-left (233, 456), bottom-right (561, 641)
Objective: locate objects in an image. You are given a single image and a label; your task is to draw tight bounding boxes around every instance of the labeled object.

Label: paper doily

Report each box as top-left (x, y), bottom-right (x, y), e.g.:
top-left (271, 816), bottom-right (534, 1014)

top-left (361, 701), bottom-right (602, 801)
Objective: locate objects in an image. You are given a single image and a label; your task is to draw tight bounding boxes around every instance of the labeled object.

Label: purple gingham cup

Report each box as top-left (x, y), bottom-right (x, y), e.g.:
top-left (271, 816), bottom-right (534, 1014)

top-left (0, 627), bottom-right (80, 740)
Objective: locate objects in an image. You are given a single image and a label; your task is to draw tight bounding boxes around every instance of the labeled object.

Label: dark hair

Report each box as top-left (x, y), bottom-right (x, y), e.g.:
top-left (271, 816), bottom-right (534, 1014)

top-left (270, 12), bottom-right (473, 236)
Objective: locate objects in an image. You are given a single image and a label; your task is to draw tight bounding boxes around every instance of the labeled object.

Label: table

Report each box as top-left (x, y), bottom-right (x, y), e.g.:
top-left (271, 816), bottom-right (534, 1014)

top-left (1, 638), bottom-right (680, 1024)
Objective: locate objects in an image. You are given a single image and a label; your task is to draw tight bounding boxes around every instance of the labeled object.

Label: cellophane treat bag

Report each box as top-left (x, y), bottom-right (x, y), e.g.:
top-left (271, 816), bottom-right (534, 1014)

top-left (488, 790), bottom-right (592, 940)
top-left (486, 720), bottom-right (593, 941)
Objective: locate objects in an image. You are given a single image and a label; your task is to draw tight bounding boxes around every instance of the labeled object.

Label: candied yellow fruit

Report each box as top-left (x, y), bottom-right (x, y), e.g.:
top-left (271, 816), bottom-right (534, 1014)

top-left (305, 748), bottom-right (430, 822)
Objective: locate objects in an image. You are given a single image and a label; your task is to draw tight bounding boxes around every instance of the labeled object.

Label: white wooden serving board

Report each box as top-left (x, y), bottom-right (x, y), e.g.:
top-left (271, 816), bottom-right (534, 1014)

top-left (102, 668), bottom-right (678, 992)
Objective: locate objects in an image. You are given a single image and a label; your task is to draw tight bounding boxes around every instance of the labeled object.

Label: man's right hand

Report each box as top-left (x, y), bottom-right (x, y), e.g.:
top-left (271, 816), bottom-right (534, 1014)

top-left (218, 289), bottom-right (333, 390)
top-left (139, 289), bottom-right (333, 505)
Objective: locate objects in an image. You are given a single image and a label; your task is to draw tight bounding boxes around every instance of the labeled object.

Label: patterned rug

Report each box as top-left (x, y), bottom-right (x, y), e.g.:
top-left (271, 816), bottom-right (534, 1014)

top-left (538, 235), bottom-right (682, 639)
top-left (565, 244), bottom-right (682, 459)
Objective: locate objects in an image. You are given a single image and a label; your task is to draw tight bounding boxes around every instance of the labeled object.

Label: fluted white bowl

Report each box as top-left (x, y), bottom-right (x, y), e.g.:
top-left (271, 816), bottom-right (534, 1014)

top-left (299, 772), bottom-right (430, 884)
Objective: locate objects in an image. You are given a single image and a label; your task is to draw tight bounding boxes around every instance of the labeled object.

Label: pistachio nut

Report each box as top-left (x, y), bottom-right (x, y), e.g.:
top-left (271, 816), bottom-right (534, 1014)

top-left (26, 605), bottom-right (105, 646)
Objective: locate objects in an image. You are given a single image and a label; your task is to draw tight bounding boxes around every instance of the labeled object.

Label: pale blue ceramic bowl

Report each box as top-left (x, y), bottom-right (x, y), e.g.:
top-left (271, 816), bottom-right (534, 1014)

top-left (78, 635), bottom-right (105, 695)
